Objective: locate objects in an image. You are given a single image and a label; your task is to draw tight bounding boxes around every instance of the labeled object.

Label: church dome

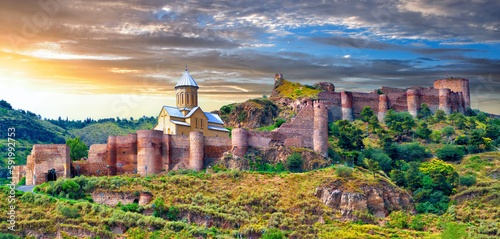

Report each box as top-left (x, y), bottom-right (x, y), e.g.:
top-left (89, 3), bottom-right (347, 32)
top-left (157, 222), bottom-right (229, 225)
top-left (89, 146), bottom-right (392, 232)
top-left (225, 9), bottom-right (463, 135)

top-left (175, 70), bottom-right (199, 88)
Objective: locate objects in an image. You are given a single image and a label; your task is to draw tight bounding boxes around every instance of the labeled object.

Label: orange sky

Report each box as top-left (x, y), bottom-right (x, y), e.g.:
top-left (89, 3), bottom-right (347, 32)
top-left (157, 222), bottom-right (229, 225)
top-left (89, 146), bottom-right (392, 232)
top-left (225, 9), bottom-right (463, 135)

top-left (1, 0), bottom-right (499, 120)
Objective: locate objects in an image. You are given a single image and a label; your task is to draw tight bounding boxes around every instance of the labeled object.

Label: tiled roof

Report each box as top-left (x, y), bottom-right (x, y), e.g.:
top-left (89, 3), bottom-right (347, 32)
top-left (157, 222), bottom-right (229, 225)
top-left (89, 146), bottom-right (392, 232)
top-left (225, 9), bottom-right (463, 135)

top-left (207, 125), bottom-right (230, 132)
top-left (163, 106), bottom-right (184, 118)
top-left (170, 120), bottom-right (190, 126)
top-left (204, 112), bottom-right (225, 125)
top-left (185, 107), bottom-right (201, 118)
top-left (175, 70), bottom-right (199, 88)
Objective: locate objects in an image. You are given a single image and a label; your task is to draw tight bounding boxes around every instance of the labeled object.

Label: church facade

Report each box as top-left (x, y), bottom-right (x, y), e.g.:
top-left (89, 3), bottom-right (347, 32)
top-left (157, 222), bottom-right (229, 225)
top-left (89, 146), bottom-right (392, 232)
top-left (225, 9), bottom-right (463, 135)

top-left (153, 70), bottom-right (229, 137)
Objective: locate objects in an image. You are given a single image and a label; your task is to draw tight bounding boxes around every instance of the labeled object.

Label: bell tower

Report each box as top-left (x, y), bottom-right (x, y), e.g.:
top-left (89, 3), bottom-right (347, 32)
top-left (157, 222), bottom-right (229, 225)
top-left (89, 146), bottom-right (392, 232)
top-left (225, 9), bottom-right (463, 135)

top-left (175, 68), bottom-right (199, 113)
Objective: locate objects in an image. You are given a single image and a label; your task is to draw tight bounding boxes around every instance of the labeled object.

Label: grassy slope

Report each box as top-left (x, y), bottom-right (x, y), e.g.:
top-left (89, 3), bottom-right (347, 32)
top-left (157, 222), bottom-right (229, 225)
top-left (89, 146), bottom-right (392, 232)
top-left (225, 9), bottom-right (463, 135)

top-left (2, 168), bottom-right (441, 239)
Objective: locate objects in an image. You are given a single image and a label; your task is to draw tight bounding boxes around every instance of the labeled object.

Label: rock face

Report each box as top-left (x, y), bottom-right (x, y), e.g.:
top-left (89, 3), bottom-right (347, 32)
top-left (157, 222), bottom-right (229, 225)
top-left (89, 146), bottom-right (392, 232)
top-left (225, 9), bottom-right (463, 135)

top-left (313, 82), bottom-right (335, 92)
top-left (315, 179), bottom-right (414, 218)
top-left (214, 146), bottom-right (331, 171)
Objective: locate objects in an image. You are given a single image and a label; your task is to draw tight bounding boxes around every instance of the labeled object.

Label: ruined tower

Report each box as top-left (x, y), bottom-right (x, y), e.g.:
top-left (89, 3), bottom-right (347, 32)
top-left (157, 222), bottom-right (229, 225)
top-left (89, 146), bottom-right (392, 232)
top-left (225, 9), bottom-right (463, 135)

top-left (137, 130), bottom-right (163, 176)
top-left (378, 94), bottom-right (389, 123)
top-left (313, 101), bottom-right (328, 157)
top-left (107, 135), bottom-right (117, 175)
top-left (407, 89), bottom-right (420, 117)
top-left (231, 128), bottom-right (248, 157)
top-left (439, 88), bottom-right (452, 115)
top-left (434, 78), bottom-right (470, 111)
top-left (189, 131), bottom-right (204, 171)
top-left (341, 91), bottom-right (353, 121)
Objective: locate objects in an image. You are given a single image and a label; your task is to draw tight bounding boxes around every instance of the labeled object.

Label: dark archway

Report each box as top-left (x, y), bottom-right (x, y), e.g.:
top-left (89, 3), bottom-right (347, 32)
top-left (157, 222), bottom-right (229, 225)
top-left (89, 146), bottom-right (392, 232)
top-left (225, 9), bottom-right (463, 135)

top-left (47, 169), bottom-right (57, 182)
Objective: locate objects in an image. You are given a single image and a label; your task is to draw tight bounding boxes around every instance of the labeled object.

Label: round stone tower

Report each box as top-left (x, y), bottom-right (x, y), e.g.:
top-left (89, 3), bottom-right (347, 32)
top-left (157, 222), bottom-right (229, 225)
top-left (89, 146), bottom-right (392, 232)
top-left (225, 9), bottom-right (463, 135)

top-left (341, 91), bottom-right (353, 121)
top-left (231, 128), bottom-right (248, 157)
top-left (439, 88), bottom-right (452, 115)
top-left (137, 130), bottom-right (163, 176)
top-left (407, 89), bottom-right (420, 117)
top-left (313, 101), bottom-right (328, 157)
top-left (107, 135), bottom-right (117, 175)
top-left (378, 94), bottom-right (389, 123)
top-left (189, 131), bottom-right (204, 171)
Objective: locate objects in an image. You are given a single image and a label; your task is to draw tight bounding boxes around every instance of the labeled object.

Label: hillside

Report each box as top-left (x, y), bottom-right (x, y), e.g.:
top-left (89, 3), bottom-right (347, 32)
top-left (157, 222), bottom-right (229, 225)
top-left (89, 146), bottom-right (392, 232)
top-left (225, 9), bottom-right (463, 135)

top-left (1, 151), bottom-right (498, 238)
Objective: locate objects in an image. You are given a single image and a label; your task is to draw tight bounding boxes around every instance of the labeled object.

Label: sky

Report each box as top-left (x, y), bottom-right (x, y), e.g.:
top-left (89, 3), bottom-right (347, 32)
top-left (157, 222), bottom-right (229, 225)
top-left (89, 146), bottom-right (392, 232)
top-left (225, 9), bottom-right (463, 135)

top-left (0, 0), bottom-right (499, 120)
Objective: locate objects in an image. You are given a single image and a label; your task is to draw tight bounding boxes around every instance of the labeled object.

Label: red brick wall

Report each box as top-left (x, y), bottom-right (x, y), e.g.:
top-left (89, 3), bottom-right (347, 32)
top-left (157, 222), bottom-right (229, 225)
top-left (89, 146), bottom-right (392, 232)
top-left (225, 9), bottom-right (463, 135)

top-left (170, 135), bottom-right (190, 167)
top-left (352, 92), bottom-right (379, 117)
top-left (204, 136), bottom-right (231, 159)
top-left (318, 92), bottom-right (342, 121)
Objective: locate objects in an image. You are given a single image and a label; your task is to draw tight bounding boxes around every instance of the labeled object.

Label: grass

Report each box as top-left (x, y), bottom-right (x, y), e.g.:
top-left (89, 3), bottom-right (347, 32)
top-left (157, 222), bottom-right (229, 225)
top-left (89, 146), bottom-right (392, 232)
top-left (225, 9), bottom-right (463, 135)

top-left (273, 79), bottom-right (322, 100)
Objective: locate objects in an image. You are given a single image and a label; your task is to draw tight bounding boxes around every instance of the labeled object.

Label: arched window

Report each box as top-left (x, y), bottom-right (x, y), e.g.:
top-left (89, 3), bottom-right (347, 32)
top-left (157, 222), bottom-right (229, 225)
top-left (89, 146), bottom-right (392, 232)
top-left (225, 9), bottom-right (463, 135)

top-left (201, 119), bottom-right (203, 128)
top-left (181, 93), bottom-right (184, 104)
top-left (176, 93), bottom-right (179, 104)
top-left (194, 93), bottom-right (197, 105)
top-left (191, 94), bottom-right (194, 105)
top-left (195, 118), bottom-right (198, 127)
top-left (186, 93), bottom-right (190, 104)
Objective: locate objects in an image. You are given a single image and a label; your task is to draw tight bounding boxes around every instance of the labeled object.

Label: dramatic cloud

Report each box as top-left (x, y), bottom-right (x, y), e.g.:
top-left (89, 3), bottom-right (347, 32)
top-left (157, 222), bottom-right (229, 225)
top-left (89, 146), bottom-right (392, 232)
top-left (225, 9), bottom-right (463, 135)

top-left (0, 0), bottom-right (498, 119)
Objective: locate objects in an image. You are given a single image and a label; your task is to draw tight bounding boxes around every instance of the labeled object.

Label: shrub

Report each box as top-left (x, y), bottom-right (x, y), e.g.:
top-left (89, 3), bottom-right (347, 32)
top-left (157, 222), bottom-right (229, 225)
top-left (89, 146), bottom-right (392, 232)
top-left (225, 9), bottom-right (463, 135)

top-left (441, 222), bottom-right (467, 239)
top-left (430, 131), bottom-right (443, 143)
top-left (16, 177), bottom-right (26, 186)
top-left (397, 143), bottom-right (431, 162)
top-left (364, 148), bottom-right (392, 173)
top-left (436, 145), bottom-right (465, 161)
top-left (0, 233), bottom-right (20, 239)
top-left (335, 166), bottom-right (353, 177)
top-left (459, 175), bottom-right (476, 187)
top-left (441, 126), bottom-right (455, 137)
top-left (58, 205), bottom-right (80, 218)
top-left (286, 152), bottom-right (303, 172)
top-left (262, 228), bottom-right (284, 239)
top-left (167, 206), bottom-right (179, 221)
top-left (121, 203), bottom-right (140, 213)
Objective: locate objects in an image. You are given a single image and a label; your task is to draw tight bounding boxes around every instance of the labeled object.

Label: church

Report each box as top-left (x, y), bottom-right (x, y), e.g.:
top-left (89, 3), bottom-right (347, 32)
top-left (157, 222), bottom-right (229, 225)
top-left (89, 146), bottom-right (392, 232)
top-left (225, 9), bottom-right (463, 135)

top-left (152, 69), bottom-right (229, 137)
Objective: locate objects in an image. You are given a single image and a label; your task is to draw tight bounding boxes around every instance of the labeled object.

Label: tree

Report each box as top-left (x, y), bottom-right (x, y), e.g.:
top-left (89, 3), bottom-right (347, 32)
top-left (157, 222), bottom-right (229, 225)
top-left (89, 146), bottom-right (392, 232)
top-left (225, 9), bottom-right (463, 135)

top-left (286, 152), bottom-right (303, 172)
top-left (420, 159), bottom-right (459, 195)
top-left (366, 158), bottom-right (380, 177)
top-left (360, 106), bottom-right (374, 122)
top-left (405, 162), bottom-right (423, 191)
top-left (368, 115), bottom-right (380, 130)
top-left (397, 143), bottom-right (431, 162)
top-left (441, 126), bottom-right (455, 137)
top-left (420, 103), bottom-right (431, 118)
top-left (436, 145), bottom-right (465, 161)
top-left (364, 148), bottom-right (392, 173)
top-left (337, 121), bottom-right (364, 151)
top-left (0, 99), bottom-right (13, 109)
top-left (416, 122), bottom-right (432, 140)
top-left (66, 137), bottom-right (88, 160)
top-left (434, 109), bottom-right (447, 122)
top-left (429, 131), bottom-right (443, 143)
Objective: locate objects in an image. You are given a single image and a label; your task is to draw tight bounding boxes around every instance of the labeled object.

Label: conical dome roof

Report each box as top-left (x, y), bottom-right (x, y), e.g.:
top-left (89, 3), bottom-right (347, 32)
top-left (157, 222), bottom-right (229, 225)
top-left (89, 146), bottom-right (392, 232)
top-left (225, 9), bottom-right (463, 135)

top-left (175, 70), bottom-right (199, 88)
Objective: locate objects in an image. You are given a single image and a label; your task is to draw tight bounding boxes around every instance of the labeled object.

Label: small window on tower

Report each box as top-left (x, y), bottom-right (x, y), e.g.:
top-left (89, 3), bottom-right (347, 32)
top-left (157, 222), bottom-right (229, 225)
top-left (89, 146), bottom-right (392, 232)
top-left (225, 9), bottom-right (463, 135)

top-left (201, 120), bottom-right (203, 128)
top-left (195, 118), bottom-right (198, 127)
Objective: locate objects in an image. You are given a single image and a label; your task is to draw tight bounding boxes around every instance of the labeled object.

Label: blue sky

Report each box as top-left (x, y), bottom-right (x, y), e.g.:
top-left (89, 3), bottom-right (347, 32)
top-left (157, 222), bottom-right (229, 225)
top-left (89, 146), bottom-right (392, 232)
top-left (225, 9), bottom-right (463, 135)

top-left (0, 0), bottom-right (498, 119)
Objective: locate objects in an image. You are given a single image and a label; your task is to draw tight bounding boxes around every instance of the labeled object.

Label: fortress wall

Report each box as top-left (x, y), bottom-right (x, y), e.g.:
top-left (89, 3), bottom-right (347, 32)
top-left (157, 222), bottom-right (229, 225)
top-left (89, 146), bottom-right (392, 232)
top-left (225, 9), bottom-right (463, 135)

top-left (387, 91), bottom-right (408, 112)
top-left (439, 88), bottom-right (452, 115)
top-left (204, 136), bottom-right (231, 159)
top-left (162, 134), bottom-right (171, 170)
top-left (276, 103), bottom-right (315, 149)
top-left (380, 86), bottom-right (405, 94)
top-left (114, 134), bottom-right (138, 174)
top-left (88, 144), bottom-right (108, 163)
top-left (352, 92), bottom-right (379, 117)
top-left (419, 88), bottom-right (440, 113)
top-left (341, 91), bottom-right (353, 121)
top-left (170, 135), bottom-right (190, 166)
top-left (11, 165), bottom-right (26, 185)
top-left (31, 144), bottom-right (70, 185)
top-left (248, 131), bottom-right (275, 148)
top-left (72, 161), bottom-right (108, 177)
top-left (407, 89), bottom-right (420, 117)
top-left (318, 92), bottom-right (342, 122)
top-left (107, 136), bottom-right (117, 175)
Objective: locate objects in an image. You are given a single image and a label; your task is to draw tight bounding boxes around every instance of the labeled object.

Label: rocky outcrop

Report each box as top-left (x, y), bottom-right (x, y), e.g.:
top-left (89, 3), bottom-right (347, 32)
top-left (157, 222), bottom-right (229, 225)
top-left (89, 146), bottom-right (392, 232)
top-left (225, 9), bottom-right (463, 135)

top-left (214, 146), bottom-right (331, 171)
top-left (221, 99), bottom-right (280, 129)
top-left (313, 82), bottom-right (335, 92)
top-left (315, 179), bottom-right (414, 218)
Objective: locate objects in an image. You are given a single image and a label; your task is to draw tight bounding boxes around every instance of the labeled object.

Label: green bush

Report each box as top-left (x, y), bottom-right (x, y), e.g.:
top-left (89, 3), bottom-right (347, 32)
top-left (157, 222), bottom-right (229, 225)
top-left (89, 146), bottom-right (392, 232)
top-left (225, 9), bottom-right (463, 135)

top-left (364, 148), bottom-right (392, 173)
top-left (167, 206), bottom-right (179, 221)
top-left (121, 203), bottom-right (140, 213)
top-left (436, 145), bottom-right (465, 161)
top-left (58, 205), bottom-right (80, 218)
top-left (441, 126), bottom-right (455, 137)
top-left (397, 143), bottom-right (431, 162)
top-left (335, 166), bottom-right (353, 177)
top-left (16, 177), bottom-right (26, 186)
top-left (0, 233), bottom-right (20, 239)
top-left (286, 152), bottom-right (303, 172)
top-left (459, 175), bottom-right (476, 187)
top-left (262, 228), bottom-right (284, 239)
top-left (441, 222), bottom-right (467, 239)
